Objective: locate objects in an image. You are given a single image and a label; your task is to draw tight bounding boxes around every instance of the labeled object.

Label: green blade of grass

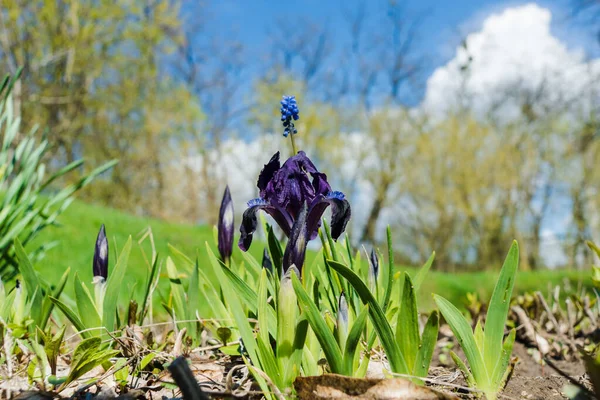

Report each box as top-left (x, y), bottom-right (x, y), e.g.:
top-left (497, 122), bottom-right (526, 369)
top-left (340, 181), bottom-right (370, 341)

top-left (434, 294), bottom-right (488, 387)
top-left (484, 241), bottom-right (519, 374)
top-left (328, 259), bottom-right (409, 374)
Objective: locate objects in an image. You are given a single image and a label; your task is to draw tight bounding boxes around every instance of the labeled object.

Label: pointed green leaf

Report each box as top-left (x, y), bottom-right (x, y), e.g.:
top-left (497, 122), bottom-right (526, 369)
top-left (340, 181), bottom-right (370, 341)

top-left (492, 328), bottom-right (516, 388)
top-left (103, 236), bottom-right (132, 334)
top-left (40, 267), bottom-right (70, 330)
top-left (291, 272), bottom-right (345, 374)
top-left (414, 310), bottom-right (439, 378)
top-left (484, 241), bottom-right (518, 373)
top-left (328, 259), bottom-right (409, 374)
top-left (50, 297), bottom-right (91, 339)
top-left (343, 305), bottom-right (369, 375)
top-left (450, 351), bottom-right (476, 388)
top-left (74, 273), bottom-right (102, 332)
top-left (434, 294), bottom-right (488, 387)
top-left (413, 252), bottom-right (435, 292)
top-left (397, 273), bottom-right (419, 372)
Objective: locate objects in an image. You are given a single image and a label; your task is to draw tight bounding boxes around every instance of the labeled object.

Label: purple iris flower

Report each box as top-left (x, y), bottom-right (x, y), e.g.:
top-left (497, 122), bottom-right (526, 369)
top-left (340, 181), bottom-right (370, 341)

top-left (218, 185), bottom-right (234, 263)
top-left (238, 151), bottom-right (351, 258)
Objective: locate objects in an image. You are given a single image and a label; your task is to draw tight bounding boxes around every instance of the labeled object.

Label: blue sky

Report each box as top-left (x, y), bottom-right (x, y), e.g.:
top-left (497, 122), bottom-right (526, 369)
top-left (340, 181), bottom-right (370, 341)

top-left (200, 0), bottom-right (594, 86)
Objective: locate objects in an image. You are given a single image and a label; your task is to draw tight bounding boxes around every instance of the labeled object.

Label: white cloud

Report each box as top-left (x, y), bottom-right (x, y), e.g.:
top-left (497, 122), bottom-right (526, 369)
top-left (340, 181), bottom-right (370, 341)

top-left (423, 3), bottom-right (600, 119)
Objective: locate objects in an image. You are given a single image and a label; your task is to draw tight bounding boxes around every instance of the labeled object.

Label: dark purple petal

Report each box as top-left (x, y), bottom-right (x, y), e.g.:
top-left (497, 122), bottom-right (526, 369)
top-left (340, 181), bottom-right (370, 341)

top-left (311, 172), bottom-right (331, 196)
top-left (306, 191), bottom-right (352, 241)
top-left (93, 224), bottom-right (108, 280)
top-left (257, 152), bottom-right (280, 195)
top-left (282, 202), bottom-right (309, 274)
top-left (238, 199), bottom-right (293, 252)
top-left (218, 186), bottom-right (234, 262)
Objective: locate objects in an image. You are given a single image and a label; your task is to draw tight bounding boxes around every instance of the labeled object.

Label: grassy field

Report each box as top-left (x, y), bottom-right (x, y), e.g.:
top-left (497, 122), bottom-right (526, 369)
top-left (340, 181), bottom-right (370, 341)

top-left (27, 199), bottom-right (592, 313)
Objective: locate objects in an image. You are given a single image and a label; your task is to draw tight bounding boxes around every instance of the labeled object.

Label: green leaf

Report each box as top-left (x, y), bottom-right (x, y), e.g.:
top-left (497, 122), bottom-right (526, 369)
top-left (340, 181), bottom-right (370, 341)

top-left (397, 273), bottom-right (419, 373)
top-left (328, 259), bottom-right (409, 374)
top-left (283, 317), bottom-right (308, 387)
top-left (222, 260), bottom-right (277, 338)
top-left (14, 238), bottom-right (41, 292)
top-left (256, 335), bottom-right (281, 388)
top-left (64, 337), bottom-right (119, 387)
top-left (291, 272), bottom-right (345, 374)
top-left (450, 351), bottom-right (476, 388)
top-left (413, 252), bottom-right (435, 292)
top-left (267, 225), bottom-right (283, 278)
top-left (139, 353), bottom-right (156, 370)
top-left (205, 243), bottom-right (259, 366)
top-left (382, 226), bottom-right (394, 312)
top-left (484, 241), bottom-right (518, 374)
top-left (474, 319), bottom-right (484, 353)
top-left (277, 268), bottom-right (298, 371)
top-left (343, 305), bottom-right (369, 375)
top-left (50, 297), bottom-right (91, 339)
top-left (165, 257), bottom-right (189, 331)
top-left (413, 311), bottom-right (439, 378)
top-left (74, 273), bottom-right (102, 332)
top-left (434, 294), bottom-right (488, 387)
top-left (492, 328), bottom-right (516, 389)
top-left (40, 267), bottom-right (70, 330)
top-left (103, 236), bottom-right (132, 334)
top-left (257, 269), bottom-right (271, 346)
top-left (139, 255), bottom-right (160, 325)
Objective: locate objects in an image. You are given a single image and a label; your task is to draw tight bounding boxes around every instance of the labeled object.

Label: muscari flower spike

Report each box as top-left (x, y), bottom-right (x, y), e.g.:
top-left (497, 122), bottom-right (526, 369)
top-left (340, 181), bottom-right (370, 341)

top-left (280, 95), bottom-right (299, 137)
top-left (218, 185), bottom-right (234, 263)
top-left (93, 224), bottom-right (108, 283)
top-left (239, 151), bottom-right (351, 272)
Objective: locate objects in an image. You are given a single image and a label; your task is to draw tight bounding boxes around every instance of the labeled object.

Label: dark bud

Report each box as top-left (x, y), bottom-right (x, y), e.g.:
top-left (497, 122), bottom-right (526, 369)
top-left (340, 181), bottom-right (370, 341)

top-left (369, 248), bottom-right (379, 280)
top-left (93, 224), bottom-right (108, 281)
top-left (218, 186), bottom-right (234, 263)
top-left (282, 202), bottom-right (309, 274)
top-left (262, 248), bottom-right (273, 273)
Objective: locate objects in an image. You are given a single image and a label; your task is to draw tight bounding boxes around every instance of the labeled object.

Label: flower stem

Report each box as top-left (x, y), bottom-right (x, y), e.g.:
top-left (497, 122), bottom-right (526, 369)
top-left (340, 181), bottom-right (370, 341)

top-left (289, 130), bottom-right (297, 155)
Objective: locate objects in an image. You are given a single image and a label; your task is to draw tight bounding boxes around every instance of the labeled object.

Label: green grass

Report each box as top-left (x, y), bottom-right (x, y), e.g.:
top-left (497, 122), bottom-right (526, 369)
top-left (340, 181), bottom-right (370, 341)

top-left (26, 199), bottom-right (593, 316)
top-left (27, 199), bottom-right (265, 312)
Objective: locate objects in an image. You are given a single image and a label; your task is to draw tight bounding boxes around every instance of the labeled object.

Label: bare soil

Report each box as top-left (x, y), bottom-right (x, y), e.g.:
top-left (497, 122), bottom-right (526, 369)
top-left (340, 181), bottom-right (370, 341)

top-left (429, 340), bottom-right (590, 400)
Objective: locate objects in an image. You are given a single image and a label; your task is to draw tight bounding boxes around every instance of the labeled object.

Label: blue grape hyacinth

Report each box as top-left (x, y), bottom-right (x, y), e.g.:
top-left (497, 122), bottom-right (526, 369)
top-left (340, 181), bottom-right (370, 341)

top-left (280, 95), bottom-right (299, 137)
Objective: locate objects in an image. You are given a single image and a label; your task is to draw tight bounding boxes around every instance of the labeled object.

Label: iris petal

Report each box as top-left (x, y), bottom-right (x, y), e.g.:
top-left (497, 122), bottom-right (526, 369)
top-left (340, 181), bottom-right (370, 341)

top-left (306, 191), bottom-right (352, 241)
top-left (238, 198), bottom-right (293, 251)
top-left (257, 152), bottom-right (280, 195)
